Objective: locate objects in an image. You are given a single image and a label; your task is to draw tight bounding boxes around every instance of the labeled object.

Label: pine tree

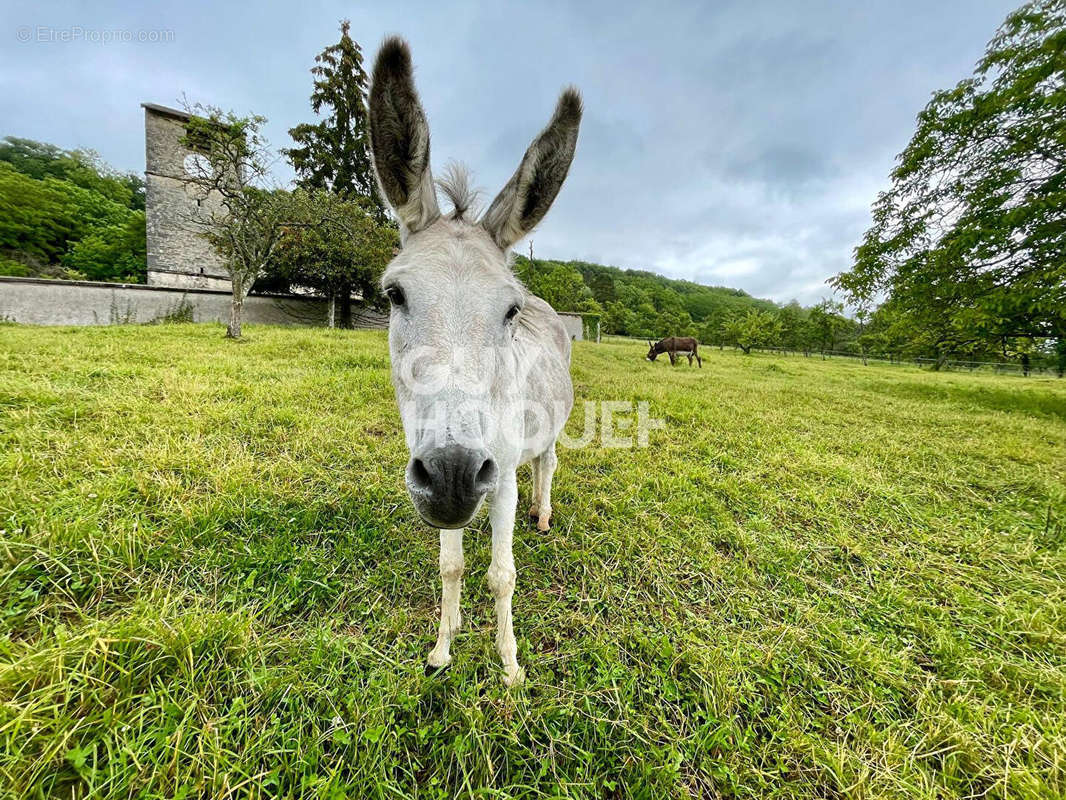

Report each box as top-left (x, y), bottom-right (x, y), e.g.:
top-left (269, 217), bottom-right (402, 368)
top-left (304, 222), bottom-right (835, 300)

top-left (283, 21), bottom-right (385, 220)
top-left (285, 21), bottom-right (392, 328)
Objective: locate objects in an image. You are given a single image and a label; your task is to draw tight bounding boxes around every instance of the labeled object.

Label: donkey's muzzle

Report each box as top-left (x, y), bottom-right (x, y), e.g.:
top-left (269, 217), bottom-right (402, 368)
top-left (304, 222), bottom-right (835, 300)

top-left (406, 444), bottom-right (498, 528)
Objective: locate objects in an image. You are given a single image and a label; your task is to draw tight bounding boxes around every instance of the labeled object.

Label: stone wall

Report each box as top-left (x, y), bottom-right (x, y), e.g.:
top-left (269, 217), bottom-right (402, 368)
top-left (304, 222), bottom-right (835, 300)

top-left (0, 276), bottom-right (387, 328)
top-left (0, 276), bottom-right (578, 338)
top-left (145, 267), bottom-right (232, 291)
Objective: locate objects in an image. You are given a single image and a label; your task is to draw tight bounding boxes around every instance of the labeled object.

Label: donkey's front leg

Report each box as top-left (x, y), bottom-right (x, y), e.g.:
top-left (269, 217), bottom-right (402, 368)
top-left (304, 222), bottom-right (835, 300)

top-left (487, 474), bottom-right (523, 686)
top-left (427, 528), bottom-right (463, 671)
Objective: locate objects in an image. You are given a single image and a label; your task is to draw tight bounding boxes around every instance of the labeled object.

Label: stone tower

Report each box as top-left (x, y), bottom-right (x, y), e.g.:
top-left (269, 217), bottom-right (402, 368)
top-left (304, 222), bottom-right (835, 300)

top-left (142, 102), bottom-right (230, 289)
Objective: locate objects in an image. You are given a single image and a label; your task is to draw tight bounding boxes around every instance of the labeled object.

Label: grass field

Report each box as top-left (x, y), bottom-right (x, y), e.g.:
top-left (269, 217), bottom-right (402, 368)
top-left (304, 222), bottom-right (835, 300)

top-left (1, 323), bottom-right (1064, 799)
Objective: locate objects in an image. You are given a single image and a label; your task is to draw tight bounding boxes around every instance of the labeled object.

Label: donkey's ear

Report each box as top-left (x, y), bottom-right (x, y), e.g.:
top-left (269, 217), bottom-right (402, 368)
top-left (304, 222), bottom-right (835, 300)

top-left (481, 88), bottom-right (582, 251)
top-left (369, 37), bottom-right (440, 237)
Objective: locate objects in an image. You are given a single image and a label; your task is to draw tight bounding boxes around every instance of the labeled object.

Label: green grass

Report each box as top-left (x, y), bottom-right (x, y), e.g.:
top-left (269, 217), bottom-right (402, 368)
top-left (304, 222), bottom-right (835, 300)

top-left (1, 323), bottom-right (1064, 799)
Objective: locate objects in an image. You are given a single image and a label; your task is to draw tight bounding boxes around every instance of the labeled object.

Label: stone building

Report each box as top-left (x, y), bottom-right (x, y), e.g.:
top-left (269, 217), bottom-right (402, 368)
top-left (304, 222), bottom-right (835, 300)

top-left (141, 102), bottom-right (230, 290)
top-left (127, 101), bottom-right (585, 338)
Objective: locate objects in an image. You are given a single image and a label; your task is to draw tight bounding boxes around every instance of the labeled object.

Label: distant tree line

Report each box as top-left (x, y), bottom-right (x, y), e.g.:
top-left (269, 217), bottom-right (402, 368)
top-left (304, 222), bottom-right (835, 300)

top-left (513, 251), bottom-right (1062, 372)
top-left (513, 253), bottom-right (860, 356)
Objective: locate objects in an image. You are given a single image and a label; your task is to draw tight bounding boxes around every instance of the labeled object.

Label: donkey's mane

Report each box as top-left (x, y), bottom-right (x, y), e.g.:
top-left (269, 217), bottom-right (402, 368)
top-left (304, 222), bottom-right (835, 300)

top-left (436, 162), bottom-right (481, 222)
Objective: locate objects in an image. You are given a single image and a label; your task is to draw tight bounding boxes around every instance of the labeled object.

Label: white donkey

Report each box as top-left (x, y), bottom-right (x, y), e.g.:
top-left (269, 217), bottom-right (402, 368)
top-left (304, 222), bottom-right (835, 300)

top-left (368, 38), bottom-right (581, 685)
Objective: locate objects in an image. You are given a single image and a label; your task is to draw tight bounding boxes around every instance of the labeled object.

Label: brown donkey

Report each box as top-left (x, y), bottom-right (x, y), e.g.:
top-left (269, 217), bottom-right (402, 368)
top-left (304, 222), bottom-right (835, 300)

top-left (646, 336), bottom-right (702, 367)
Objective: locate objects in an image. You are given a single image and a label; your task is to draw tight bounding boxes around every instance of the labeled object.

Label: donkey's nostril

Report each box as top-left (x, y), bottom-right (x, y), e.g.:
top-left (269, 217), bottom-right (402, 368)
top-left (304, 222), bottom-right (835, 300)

top-left (475, 457), bottom-right (498, 491)
top-left (409, 457), bottom-right (431, 491)
top-left (406, 447), bottom-right (496, 527)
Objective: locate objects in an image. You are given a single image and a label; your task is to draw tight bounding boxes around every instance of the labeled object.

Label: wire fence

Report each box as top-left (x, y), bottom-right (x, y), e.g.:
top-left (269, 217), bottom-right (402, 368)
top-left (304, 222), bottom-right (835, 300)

top-left (598, 335), bottom-right (1063, 377)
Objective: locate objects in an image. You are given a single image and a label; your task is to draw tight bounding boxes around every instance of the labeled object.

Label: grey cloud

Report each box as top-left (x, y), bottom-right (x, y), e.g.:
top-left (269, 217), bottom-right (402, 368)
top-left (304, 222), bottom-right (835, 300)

top-left (0, 0), bottom-right (1019, 305)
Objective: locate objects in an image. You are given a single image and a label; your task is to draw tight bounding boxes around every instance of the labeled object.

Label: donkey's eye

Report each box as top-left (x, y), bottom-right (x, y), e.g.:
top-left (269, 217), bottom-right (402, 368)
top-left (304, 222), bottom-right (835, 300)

top-left (386, 286), bottom-right (405, 306)
top-left (505, 304), bottom-right (521, 323)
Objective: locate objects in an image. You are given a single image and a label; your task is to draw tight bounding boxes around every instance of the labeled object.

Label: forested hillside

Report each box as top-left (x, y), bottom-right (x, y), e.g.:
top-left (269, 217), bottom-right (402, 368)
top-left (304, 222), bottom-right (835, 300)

top-left (0, 137), bottom-right (147, 283)
top-left (512, 254), bottom-right (859, 355)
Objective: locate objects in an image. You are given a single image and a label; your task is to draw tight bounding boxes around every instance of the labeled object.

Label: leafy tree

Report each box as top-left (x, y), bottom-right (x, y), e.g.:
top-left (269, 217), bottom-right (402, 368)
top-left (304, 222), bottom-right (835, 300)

top-left (538, 257), bottom-right (794, 340)
top-left (1001, 336), bottom-right (1039, 376)
top-left (647, 287), bottom-right (695, 335)
top-left (699, 320), bottom-right (722, 349)
top-left (808, 300), bottom-right (850, 357)
top-left (0, 252), bottom-right (32, 277)
top-left (631, 301), bottom-right (662, 339)
top-left (721, 310), bottom-right (782, 354)
top-left (181, 106), bottom-right (293, 339)
top-left (0, 137), bottom-right (66, 178)
top-left (0, 161), bottom-right (146, 281)
top-left (584, 270), bottom-right (616, 305)
top-left (615, 282), bottom-right (651, 312)
top-left (0, 164), bottom-right (82, 263)
top-left (284, 21), bottom-right (391, 328)
top-left (867, 301), bottom-right (943, 361)
top-left (777, 301), bottom-right (812, 354)
top-left (601, 300), bottom-right (634, 335)
top-left (270, 190), bottom-right (398, 327)
top-left (0, 137), bottom-right (144, 210)
top-left (570, 261), bottom-right (778, 327)
top-left (283, 21), bottom-right (383, 219)
top-left (834, 0), bottom-right (1066, 364)
top-left (513, 257), bottom-right (600, 312)
top-left (62, 215), bottom-right (146, 282)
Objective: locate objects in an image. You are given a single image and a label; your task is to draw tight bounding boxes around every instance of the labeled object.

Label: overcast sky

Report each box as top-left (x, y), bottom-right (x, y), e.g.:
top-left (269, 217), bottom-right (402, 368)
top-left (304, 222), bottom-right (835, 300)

top-left (2, 0), bottom-right (1018, 305)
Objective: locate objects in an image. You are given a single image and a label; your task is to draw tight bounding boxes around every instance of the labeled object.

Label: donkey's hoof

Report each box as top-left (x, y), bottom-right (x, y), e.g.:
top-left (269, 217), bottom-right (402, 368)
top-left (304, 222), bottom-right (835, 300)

top-left (424, 661), bottom-right (450, 677)
top-left (425, 649), bottom-right (452, 675)
top-left (536, 516), bottom-right (551, 532)
top-left (528, 505), bottom-right (539, 520)
top-left (502, 665), bottom-right (525, 687)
